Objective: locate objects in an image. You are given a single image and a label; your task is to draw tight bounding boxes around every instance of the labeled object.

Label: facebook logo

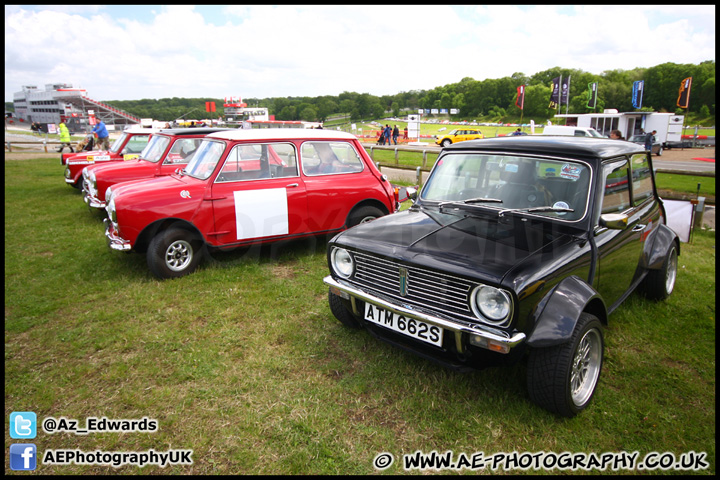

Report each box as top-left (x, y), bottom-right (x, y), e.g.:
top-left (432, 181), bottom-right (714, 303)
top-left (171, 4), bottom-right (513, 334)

top-left (10, 411), bottom-right (37, 439)
top-left (10, 444), bottom-right (37, 470)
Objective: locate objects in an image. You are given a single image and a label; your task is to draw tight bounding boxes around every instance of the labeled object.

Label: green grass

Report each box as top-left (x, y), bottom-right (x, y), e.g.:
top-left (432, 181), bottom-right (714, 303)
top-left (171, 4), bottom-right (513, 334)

top-left (655, 172), bottom-right (715, 199)
top-left (4, 156), bottom-right (716, 475)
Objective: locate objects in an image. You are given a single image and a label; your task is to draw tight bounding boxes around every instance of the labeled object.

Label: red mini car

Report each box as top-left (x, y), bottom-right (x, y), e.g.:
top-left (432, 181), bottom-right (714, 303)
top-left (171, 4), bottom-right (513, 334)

top-left (104, 129), bottom-right (399, 279)
top-left (63, 127), bottom-right (157, 188)
top-left (83, 128), bottom-right (229, 209)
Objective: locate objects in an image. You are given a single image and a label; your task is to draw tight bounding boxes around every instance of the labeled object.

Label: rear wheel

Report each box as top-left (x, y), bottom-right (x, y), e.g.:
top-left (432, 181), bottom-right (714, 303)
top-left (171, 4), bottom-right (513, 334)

top-left (147, 228), bottom-right (204, 279)
top-left (346, 206), bottom-right (384, 228)
top-left (641, 244), bottom-right (677, 300)
top-left (527, 313), bottom-right (604, 417)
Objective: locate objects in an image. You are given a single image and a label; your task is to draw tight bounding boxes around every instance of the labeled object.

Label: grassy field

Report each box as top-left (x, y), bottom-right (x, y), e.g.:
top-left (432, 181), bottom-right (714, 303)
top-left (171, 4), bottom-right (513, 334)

top-left (4, 156), bottom-right (716, 475)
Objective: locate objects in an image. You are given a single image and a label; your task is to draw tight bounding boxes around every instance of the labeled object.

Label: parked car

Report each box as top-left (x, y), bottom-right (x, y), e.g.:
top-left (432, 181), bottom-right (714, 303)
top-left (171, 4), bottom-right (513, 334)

top-left (63, 127), bottom-right (157, 188)
top-left (324, 136), bottom-right (680, 417)
top-left (435, 128), bottom-right (484, 147)
top-left (628, 134), bottom-right (663, 156)
top-left (83, 128), bottom-right (229, 209)
top-left (104, 129), bottom-right (400, 279)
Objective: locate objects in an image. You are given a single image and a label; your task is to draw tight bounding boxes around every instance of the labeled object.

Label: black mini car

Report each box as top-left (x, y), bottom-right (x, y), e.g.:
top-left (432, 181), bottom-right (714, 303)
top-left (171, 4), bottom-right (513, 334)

top-left (324, 136), bottom-right (680, 417)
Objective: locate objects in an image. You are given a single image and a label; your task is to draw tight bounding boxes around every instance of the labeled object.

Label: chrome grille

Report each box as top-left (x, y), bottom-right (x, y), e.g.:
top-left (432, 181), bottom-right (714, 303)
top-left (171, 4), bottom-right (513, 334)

top-left (351, 251), bottom-right (477, 322)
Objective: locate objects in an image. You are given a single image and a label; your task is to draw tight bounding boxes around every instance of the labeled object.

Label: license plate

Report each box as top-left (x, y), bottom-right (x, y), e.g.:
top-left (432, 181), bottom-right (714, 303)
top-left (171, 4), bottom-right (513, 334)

top-left (364, 303), bottom-right (443, 347)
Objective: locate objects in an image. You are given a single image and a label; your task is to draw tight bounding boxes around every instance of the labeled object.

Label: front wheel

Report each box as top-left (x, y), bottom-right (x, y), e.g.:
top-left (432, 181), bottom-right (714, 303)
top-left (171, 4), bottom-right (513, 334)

top-left (527, 313), bottom-right (604, 417)
top-left (441, 139), bottom-right (452, 147)
top-left (147, 228), bottom-right (204, 279)
top-left (328, 290), bottom-right (361, 328)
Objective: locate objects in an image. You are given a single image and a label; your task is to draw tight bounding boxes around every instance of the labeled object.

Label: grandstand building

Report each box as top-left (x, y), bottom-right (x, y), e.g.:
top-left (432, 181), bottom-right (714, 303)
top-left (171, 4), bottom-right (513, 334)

top-left (12, 83), bottom-right (140, 133)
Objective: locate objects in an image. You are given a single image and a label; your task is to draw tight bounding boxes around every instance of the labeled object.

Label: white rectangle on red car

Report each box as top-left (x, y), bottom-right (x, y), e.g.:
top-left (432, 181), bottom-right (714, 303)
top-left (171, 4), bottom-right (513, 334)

top-left (234, 188), bottom-right (288, 240)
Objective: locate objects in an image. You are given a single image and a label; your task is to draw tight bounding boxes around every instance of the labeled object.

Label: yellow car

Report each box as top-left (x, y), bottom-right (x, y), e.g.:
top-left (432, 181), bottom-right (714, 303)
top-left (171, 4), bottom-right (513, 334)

top-left (435, 127), bottom-right (484, 147)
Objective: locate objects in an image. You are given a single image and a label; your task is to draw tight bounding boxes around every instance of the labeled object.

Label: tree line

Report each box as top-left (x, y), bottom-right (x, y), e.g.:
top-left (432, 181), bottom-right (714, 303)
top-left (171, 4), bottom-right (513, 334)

top-left (41, 61), bottom-right (717, 125)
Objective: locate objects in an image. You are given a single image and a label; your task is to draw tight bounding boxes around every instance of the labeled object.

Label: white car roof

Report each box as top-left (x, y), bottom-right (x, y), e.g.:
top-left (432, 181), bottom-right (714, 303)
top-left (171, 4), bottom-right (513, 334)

top-left (206, 128), bottom-right (357, 141)
top-left (124, 126), bottom-right (161, 134)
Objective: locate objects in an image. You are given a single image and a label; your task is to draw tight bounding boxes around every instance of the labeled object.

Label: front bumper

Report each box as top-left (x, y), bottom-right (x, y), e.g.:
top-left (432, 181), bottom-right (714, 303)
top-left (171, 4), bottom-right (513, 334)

top-left (323, 275), bottom-right (526, 355)
top-left (104, 219), bottom-right (132, 251)
top-left (84, 193), bottom-right (106, 209)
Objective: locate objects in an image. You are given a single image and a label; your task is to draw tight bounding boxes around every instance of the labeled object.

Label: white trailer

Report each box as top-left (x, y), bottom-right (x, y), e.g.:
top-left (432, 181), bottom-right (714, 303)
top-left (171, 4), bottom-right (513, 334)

top-left (554, 110), bottom-right (684, 148)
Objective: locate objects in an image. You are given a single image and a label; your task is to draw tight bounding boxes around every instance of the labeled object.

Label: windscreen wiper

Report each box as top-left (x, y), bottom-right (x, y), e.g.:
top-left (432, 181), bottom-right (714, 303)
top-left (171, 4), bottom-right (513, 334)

top-left (498, 205), bottom-right (574, 217)
top-left (438, 197), bottom-right (503, 208)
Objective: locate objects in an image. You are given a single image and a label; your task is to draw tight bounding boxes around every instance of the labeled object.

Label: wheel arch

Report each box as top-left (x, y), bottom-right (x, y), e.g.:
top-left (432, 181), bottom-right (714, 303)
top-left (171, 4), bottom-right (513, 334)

top-left (135, 218), bottom-right (204, 254)
top-left (345, 199), bottom-right (390, 226)
top-left (526, 275), bottom-right (607, 348)
top-left (642, 223), bottom-right (680, 270)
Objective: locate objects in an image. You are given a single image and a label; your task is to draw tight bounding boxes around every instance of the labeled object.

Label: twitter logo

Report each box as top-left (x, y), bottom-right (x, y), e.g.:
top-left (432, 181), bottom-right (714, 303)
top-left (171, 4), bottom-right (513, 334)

top-left (10, 412), bottom-right (37, 439)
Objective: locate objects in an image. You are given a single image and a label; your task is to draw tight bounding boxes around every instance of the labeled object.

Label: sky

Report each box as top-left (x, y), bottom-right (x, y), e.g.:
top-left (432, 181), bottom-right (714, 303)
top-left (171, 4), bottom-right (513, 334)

top-left (4, 4), bottom-right (716, 103)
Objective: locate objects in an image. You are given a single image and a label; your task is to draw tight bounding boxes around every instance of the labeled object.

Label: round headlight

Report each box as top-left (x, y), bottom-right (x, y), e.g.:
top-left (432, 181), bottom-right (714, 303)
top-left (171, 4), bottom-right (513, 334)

top-left (471, 285), bottom-right (511, 324)
top-left (331, 247), bottom-right (355, 279)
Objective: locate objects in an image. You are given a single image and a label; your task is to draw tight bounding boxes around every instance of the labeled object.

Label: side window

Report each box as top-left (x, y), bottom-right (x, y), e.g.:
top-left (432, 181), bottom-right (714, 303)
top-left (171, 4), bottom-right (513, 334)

top-left (599, 159), bottom-right (631, 216)
top-left (575, 130), bottom-right (586, 137)
top-left (164, 138), bottom-right (201, 165)
top-left (301, 141), bottom-right (364, 176)
top-left (216, 143), bottom-right (297, 183)
top-left (630, 153), bottom-right (654, 206)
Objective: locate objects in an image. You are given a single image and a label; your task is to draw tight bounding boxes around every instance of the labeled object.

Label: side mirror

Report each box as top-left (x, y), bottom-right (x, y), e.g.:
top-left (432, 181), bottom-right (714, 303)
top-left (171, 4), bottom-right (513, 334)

top-left (406, 186), bottom-right (418, 202)
top-left (599, 213), bottom-right (629, 230)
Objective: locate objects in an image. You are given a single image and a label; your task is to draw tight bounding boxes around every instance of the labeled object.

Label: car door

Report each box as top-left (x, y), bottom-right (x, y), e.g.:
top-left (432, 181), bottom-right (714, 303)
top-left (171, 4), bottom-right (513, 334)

top-left (209, 142), bottom-right (309, 246)
top-left (592, 156), bottom-right (655, 311)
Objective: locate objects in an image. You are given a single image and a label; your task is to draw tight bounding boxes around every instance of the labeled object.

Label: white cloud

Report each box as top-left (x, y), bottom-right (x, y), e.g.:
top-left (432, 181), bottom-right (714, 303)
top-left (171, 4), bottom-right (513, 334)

top-left (5, 5), bottom-right (715, 102)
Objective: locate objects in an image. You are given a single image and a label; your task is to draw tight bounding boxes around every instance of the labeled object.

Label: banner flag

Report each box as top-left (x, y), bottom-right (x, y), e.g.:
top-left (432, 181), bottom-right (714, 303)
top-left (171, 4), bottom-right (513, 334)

top-left (561, 76), bottom-right (570, 107)
top-left (515, 85), bottom-right (525, 110)
top-left (548, 76), bottom-right (561, 109)
top-left (632, 80), bottom-right (644, 109)
top-left (586, 82), bottom-right (598, 108)
top-left (677, 77), bottom-right (692, 108)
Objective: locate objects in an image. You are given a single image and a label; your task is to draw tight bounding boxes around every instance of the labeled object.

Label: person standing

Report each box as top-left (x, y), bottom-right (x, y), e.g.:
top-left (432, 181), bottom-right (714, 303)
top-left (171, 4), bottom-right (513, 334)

top-left (392, 125), bottom-right (399, 145)
top-left (384, 124), bottom-right (391, 145)
top-left (56, 120), bottom-right (74, 153)
top-left (644, 130), bottom-right (657, 151)
top-left (92, 119), bottom-right (110, 150)
top-left (403, 126), bottom-right (408, 140)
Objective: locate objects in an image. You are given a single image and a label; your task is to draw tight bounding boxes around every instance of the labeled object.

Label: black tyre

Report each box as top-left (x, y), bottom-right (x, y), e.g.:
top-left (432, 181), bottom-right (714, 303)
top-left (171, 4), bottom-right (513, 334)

top-left (640, 244), bottom-right (677, 301)
top-left (328, 290), bottom-right (361, 328)
top-left (346, 206), bottom-right (384, 228)
top-left (147, 228), bottom-right (204, 279)
top-left (441, 139), bottom-right (452, 147)
top-left (527, 313), bottom-right (604, 417)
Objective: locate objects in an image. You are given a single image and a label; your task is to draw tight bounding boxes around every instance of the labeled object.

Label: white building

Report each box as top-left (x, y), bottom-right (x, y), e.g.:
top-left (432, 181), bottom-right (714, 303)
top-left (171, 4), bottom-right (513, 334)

top-left (12, 83), bottom-right (140, 133)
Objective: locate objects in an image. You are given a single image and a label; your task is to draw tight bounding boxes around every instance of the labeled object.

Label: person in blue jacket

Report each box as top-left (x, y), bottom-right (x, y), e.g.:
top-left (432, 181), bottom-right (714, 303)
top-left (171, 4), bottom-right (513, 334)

top-left (92, 119), bottom-right (110, 150)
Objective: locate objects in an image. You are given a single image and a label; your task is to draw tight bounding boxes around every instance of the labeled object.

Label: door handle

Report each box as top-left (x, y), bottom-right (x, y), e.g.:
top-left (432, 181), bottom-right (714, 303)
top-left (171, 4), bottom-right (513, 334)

top-left (286, 183), bottom-right (299, 188)
top-left (632, 224), bottom-right (646, 232)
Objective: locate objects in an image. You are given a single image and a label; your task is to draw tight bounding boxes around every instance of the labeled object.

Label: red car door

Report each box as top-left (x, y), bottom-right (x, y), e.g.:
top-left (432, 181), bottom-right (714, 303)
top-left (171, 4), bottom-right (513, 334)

top-left (208, 142), bottom-right (309, 247)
